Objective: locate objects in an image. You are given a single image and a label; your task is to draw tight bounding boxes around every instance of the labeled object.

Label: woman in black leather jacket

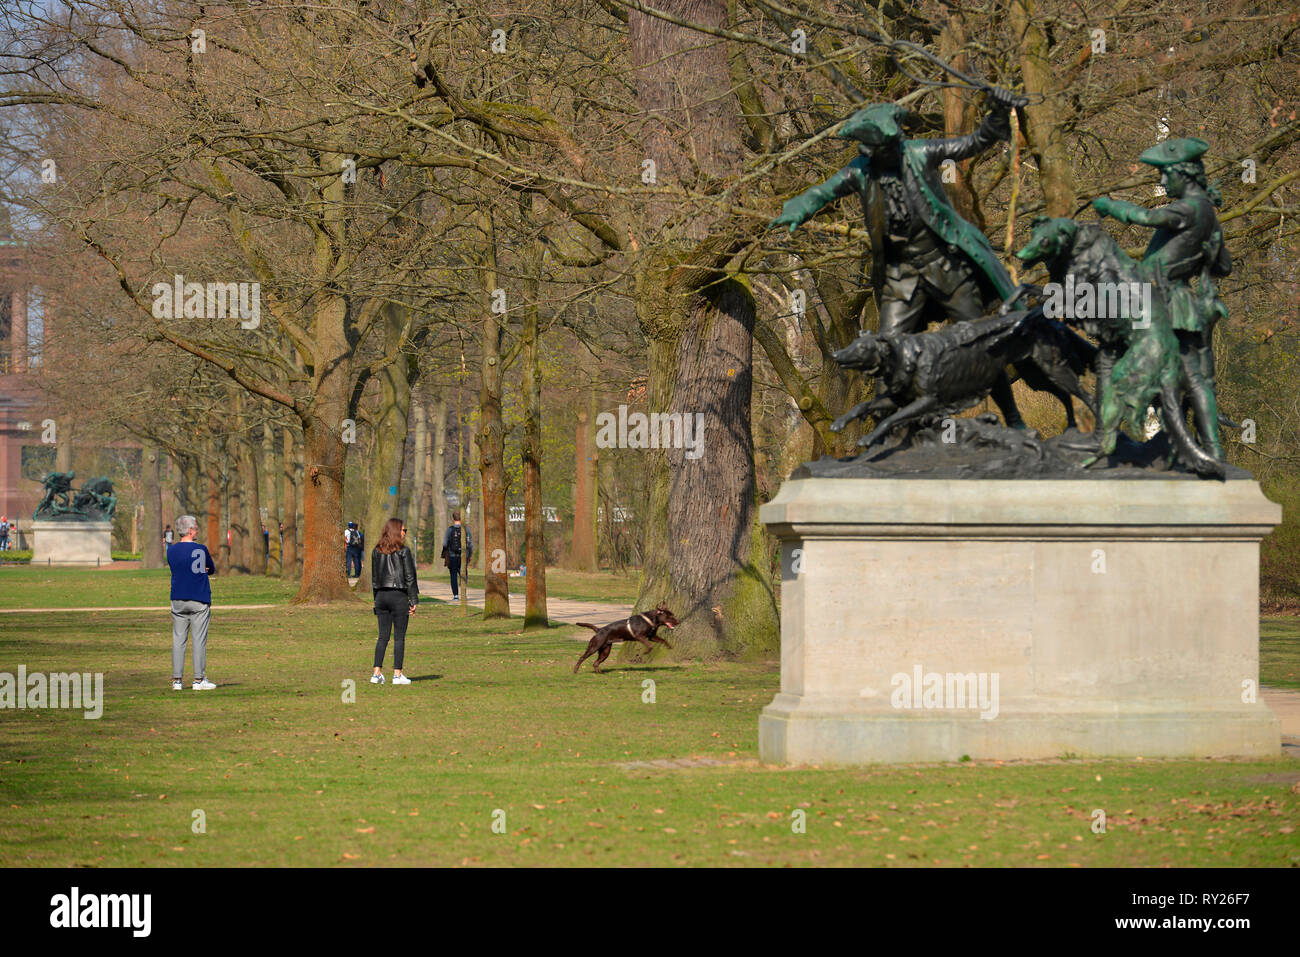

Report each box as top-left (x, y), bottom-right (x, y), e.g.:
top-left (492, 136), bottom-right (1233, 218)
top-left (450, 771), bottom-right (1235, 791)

top-left (370, 517), bottom-right (419, 685)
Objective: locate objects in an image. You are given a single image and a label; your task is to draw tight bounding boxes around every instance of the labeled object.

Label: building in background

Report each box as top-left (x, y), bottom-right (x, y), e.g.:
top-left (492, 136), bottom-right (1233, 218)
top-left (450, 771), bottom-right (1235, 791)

top-left (0, 207), bottom-right (42, 537)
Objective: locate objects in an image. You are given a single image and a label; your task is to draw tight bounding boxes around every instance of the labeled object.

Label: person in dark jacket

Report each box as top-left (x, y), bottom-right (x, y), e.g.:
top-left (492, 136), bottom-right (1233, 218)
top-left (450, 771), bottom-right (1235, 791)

top-left (370, 517), bottom-right (418, 685)
top-left (345, 521), bottom-right (363, 578)
top-left (441, 511), bottom-right (472, 600)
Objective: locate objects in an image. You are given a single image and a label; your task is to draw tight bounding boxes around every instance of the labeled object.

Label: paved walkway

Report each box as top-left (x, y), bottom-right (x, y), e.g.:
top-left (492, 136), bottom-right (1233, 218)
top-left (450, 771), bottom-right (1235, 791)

top-left (418, 578), bottom-right (633, 628)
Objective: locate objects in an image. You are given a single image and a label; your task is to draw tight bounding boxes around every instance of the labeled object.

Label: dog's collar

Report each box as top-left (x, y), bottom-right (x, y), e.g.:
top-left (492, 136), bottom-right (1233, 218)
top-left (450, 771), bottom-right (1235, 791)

top-left (628, 613), bottom-right (655, 632)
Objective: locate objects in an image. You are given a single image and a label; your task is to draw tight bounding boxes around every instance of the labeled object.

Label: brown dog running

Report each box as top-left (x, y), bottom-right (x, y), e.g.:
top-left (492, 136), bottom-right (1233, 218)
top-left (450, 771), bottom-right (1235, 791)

top-left (572, 604), bottom-right (679, 673)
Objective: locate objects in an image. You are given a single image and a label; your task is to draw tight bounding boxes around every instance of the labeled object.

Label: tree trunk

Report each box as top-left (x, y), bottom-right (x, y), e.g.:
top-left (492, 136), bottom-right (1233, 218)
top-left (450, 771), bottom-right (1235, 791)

top-left (634, 264), bottom-right (778, 658)
top-left (262, 422), bottom-right (280, 575)
top-left (1009, 0), bottom-right (1077, 216)
top-left (359, 303), bottom-right (414, 593)
top-left (281, 426), bottom-right (299, 580)
top-left (409, 398), bottom-right (428, 560)
top-left (521, 271), bottom-right (548, 630)
top-left (432, 392), bottom-right (448, 563)
top-left (227, 435), bottom-right (247, 574)
top-left (569, 406), bottom-right (598, 571)
top-left (177, 453), bottom-right (199, 529)
top-left (142, 445), bottom-right (163, 568)
top-left (240, 425), bottom-right (266, 576)
top-left (940, 16), bottom-right (983, 226)
top-left (294, 408), bottom-right (350, 602)
top-left (628, 0), bottom-right (778, 657)
top-left (205, 445), bottom-right (222, 563)
top-left (475, 213), bottom-right (510, 618)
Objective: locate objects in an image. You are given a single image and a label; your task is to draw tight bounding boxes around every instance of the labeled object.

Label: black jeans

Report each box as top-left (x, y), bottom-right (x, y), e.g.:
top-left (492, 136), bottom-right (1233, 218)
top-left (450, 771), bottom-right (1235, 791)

top-left (346, 546), bottom-right (363, 577)
top-left (447, 555), bottom-right (461, 597)
top-left (373, 589), bottom-right (410, 670)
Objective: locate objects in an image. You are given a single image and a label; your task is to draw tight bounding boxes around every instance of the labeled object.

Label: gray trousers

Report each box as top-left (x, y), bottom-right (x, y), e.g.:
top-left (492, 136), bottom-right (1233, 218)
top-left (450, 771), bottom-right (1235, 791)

top-left (171, 600), bottom-right (211, 680)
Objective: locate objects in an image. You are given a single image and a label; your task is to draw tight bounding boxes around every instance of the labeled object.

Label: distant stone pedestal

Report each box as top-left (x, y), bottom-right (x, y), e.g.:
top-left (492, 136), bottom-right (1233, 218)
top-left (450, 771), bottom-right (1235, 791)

top-left (30, 520), bottom-right (113, 566)
top-left (758, 479), bottom-right (1282, 764)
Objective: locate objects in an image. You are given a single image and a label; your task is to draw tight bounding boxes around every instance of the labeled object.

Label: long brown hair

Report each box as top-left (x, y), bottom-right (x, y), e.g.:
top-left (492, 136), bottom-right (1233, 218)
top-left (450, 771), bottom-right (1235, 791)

top-left (375, 517), bottom-right (406, 554)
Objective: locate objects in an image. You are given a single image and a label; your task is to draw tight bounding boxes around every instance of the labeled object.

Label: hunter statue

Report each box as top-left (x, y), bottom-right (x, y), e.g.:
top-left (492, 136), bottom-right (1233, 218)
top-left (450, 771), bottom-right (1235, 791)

top-left (1091, 136), bottom-right (1231, 462)
top-left (769, 87), bottom-right (1029, 429)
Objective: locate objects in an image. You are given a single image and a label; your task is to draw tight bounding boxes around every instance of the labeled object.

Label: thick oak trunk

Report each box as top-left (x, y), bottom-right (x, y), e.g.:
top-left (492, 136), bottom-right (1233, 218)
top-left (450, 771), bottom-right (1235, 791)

top-left (628, 0), bottom-right (778, 657)
top-left (634, 265), bottom-right (778, 658)
top-left (293, 341), bottom-right (354, 602)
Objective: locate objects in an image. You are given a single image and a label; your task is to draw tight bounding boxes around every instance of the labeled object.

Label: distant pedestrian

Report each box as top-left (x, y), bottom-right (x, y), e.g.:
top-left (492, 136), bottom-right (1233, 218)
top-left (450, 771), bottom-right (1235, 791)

top-left (371, 518), bottom-right (418, 685)
top-left (441, 511), bottom-right (472, 600)
top-left (0, 515), bottom-right (9, 552)
top-left (262, 523), bottom-right (269, 558)
top-left (163, 524), bottom-right (174, 546)
top-left (167, 515), bottom-right (217, 691)
top-left (345, 521), bottom-right (363, 578)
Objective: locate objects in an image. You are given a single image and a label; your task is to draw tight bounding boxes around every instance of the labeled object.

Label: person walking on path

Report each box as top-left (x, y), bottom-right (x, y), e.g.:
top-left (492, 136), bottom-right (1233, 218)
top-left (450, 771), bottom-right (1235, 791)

top-left (0, 515), bottom-right (9, 552)
top-left (371, 517), bottom-right (418, 685)
top-left (345, 521), bottom-right (364, 578)
top-left (440, 511), bottom-right (472, 600)
top-left (167, 514), bottom-right (217, 690)
top-left (163, 523), bottom-right (174, 546)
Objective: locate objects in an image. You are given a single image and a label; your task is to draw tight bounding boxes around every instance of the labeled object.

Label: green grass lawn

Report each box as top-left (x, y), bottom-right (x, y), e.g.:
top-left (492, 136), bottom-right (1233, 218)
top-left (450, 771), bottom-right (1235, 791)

top-left (0, 564), bottom-right (638, 609)
top-left (0, 565), bottom-right (299, 608)
top-left (1, 595), bottom-right (1297, 867)
top-left (1262, 617), bottom-right (1300, 690)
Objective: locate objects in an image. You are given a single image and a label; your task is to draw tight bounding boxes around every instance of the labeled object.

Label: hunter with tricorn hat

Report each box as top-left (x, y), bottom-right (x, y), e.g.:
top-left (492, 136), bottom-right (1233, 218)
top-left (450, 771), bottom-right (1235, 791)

top-left (769, 87), bottom-right (1030, 429)
top-left (1091, 136), bottom-right (1232, 460)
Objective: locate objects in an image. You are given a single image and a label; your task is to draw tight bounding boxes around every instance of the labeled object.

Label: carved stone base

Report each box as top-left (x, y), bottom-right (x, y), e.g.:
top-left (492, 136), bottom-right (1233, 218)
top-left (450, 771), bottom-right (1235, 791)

top-left (758, 478), bottom-right (1282, 764)
top-left (30, 520), bottom-right (114, 566)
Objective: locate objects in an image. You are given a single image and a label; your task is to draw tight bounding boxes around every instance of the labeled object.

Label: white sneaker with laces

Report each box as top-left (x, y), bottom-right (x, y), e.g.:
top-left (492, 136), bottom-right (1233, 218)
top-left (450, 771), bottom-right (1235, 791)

top-left (392, 673), bottom-right (411, 685)
top-left (192, 679), bottom-right (216, 690)
top-left (370, 673), bottom-right (385, 684)
top-left (172, 680), bottom-right (183, 691)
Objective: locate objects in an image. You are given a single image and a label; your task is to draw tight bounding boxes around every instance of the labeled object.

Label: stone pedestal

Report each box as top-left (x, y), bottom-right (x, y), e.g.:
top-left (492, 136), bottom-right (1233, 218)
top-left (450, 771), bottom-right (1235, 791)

top-left (30, 520), bottom-right (113, 565)
top-left (758, 479), bottom-right (1282, 764)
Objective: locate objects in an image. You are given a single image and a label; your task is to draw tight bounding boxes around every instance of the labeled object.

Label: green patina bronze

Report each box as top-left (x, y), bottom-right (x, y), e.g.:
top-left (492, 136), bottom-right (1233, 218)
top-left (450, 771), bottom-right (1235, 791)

top-left (34, 471), bottom-right (118, 522)
top-left (1091, 136), bottom-right (1231, 459)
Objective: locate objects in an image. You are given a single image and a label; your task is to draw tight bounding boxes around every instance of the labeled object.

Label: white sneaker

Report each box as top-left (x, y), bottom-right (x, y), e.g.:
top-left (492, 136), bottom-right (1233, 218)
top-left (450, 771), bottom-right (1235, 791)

top-left (172, 680), bottom-right (183, 691)
top-left (192, 679), bottom-right (216, 690)
top-left (392, 673), bottom-right (411, 685)
top-left (370, 673), bottom-right (385, 684)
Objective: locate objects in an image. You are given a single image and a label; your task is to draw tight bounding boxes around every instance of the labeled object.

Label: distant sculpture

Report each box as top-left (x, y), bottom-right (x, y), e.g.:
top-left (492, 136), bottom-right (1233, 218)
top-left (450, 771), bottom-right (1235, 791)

top-left (72, 477), bottom-right (118, 521)
top-left (34, 472), bottom-right (117, 521)
top-left (34, 471), bottom-right (75, 517)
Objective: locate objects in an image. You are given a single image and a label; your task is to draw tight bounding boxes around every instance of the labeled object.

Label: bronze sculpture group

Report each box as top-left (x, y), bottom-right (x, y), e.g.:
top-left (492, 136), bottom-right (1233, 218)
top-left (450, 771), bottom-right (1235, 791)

top-left (770, 90), bottom-right (1232, 480)
top-left (35, 471), bottom-right (118, 521)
